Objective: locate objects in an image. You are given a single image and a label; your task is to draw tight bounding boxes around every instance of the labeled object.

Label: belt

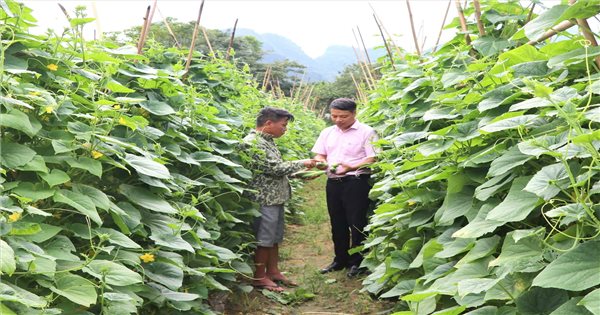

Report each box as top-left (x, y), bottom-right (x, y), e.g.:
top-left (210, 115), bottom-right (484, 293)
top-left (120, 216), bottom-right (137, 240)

top-left (327, 174), bottom-right (370, 182)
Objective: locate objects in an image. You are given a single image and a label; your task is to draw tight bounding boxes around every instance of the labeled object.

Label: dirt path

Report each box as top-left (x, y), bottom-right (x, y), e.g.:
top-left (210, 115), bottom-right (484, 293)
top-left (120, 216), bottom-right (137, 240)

top-left (224, 177), bottom-right (395, 315)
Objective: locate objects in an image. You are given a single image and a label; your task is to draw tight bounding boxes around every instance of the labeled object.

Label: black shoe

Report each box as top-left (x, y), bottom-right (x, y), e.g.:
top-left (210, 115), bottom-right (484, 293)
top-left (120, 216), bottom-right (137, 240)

top-left (346, 265), bottom-right (367, 277)
top-left (320, 261), bottom-right (346, 274)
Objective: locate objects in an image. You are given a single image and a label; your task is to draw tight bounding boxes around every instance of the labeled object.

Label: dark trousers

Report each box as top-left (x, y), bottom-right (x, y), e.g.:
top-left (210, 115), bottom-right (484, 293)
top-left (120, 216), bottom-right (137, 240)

top-left (326, 175), bottom-right (371, 267)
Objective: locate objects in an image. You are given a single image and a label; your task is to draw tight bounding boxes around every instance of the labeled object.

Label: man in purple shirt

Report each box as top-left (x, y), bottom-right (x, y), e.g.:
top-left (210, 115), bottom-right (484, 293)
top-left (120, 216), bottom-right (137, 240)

top-left (311, 98), bottom-right (378, 277)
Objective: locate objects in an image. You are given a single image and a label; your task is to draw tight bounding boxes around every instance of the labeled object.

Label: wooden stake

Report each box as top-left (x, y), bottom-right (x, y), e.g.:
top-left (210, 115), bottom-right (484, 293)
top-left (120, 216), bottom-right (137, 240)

top-left (433, 0), bottom-right (452, 53)
top-left (569, 0), bottom-right (600, 69)
top-left (57, 3), bottom-right (71, 21)
top-left (137, 6), bottom-right (151, 54)
top-left (526, 20), bottom-right (575, 45)
top-left (201, 27), bottom-right (215, 58)
top-left (225, 18), bottom-right (238, 61)
top-left (356, 26), bottom-right (372, 65)
top-left (406, 0), bottom-right (421, 56)
top-left (373, 14), bottom-right (396, 70)
top-left (473, 0), bottom-right (485, 36)
top-left (525, 2), bottom-right (536, 24)
top-left (455, 0), bottom-right (471, 46)
top-left (370, 3), bottom-right (403, 58)
top-left (157, 7), bottom-right (181, 49)
top-left (352, 46), bottom-right (373, 90)
top-left (185, 0), bottom-right (205, 73)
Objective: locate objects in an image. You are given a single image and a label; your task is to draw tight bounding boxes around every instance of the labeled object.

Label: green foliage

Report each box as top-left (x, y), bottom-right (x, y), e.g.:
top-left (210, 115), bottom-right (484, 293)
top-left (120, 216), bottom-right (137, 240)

top-left (0, 1), bottom-right (322, 313)
top-left (360, 1), bottom-right (600, 314)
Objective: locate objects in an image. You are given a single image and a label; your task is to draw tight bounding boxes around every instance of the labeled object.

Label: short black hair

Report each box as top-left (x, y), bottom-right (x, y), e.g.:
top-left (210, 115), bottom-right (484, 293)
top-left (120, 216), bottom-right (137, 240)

top-left (329, 98), bottom-right (356, 112)
top-left (256, 107), bottom-right (295, 127)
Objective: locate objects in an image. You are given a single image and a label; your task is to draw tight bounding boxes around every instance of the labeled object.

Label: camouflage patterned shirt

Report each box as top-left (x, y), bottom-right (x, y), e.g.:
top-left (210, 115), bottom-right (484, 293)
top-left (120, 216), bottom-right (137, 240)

top-left (243, 130), bottom-right (306, 206)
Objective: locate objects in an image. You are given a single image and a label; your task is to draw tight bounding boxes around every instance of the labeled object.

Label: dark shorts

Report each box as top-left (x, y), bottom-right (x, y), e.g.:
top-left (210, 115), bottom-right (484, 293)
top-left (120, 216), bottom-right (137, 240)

top-left (253, 204), bottom-right (285, 247)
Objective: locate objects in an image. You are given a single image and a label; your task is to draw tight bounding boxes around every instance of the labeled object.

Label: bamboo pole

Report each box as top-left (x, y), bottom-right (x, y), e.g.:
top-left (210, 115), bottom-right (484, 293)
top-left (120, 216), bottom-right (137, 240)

top-left (433, 0), bottom-right (452, 53)
top-left (455, 0), bottom-right (471, 46)
top-left (526, 20), bottom-right (575, 45)
top-left (356, 26), bottom-right (372, 65)
top-left (157, 7), bottom-right (181, 49)
top-left (137, 0), bottom-right (157, 54)
top-left (373, 14), bottom-right (396, 70)
top-left (137, 6), bottom-right (151, 54)
top-left (369, 3), bottom-right (403, 58)
top-left (525, 2), bottom-right (536, 24)
top-left (420, 36), bottom-right (427, 54)
top-left (184, 0), bottom-right (205, 73)
top-left (568, 0), bottom-right (600, 69)
top-left (57, 3), bottom-right (71, 20)
top-left (406, 0), bottom-right (421, 56)
top-left (201, 27), bottom-right (215, 58)
top-left (352, 46), bottom-right (373, 90)
top-left (351, 30), bottom-right (375, 87)
top-left (225, 18), bottom-right (238, 61)
top-left (473, 0), bottom-right (485, 36)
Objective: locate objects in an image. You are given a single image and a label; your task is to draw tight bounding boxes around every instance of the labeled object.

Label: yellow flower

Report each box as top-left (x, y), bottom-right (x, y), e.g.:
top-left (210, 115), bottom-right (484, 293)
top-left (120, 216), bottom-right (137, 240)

top-left (113, 104), bottom-right (121, 110)
top-left (44, 106), bottom-right (54, 114)
top-left (407, 200), bottom-right (416, 206)
top-left (8, 212), bottom-right (21, 222)
top-left (29, 91), bottom-right (41, 96)
top-left (47, 63), bottom-right (58, 71)
top-left (118, 117), bottom-right (126, 125)
top-left (91, 150), bottom-right (104, 159)
top-left (140, 253), bottom-right (155, 263)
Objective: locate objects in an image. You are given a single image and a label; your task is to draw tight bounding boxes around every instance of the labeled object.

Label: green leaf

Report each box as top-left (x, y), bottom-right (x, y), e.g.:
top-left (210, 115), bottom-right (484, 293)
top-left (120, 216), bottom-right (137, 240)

top-left (0, 303), bottom-right (17, 315)
top-left (191, 151), bottom-right (241, 167)
top-left (434, 186), bottom-right (474, 226)
top-left (488, 146), bottom-right (533, 177)
top-left (473, 37), bottom-right (512, 57)
top-left (486, 177), bottom-right (540, 223)
top-left (516, 287), bottom-right (569, 315)
top-left (16, 155), bottom-right (49, 173)
top-left (0, 282), bottom-right (47, 307)
top-left (0, 109), bottom-right (41, 137)
top-left (106, 79), bottom-right (135, 93)
top-left (144, 262), bottom-right (184, 290)
top-left (579, 289), bottom-right (600, 315)
top-left (40, 169), bottom-right (70, 187)
top-left (0, 141), bottom-right (36, 168)
top-left (53, 189), bottom-right (102, 225)
top-left (480, 115), bottom-right (539, 133)
top-left (96, 227), bottom-right (140, 249)
top-left (550, 297), bottom-right (594, 315)
top-left (524, 163), bottom-right (570, 201)
top-left (532, 240), bottom-right (600, 291)
top-left (475, 173), bottom-right (515, 201)
top-left (66, 157), bottom-right (102, 177)
top-left (0, 239), bottom-right (16, 275)
top-left (140, 100), bottom-right (175, 116)
top-left (548, 46), bottom-right (600, 68)
top-left (50, 274), bottom-right (97, 307)
top-left (522, 5), bottom-right (568, 41)
top-left (12, 182), bottom-right (55, 202)
top-left (124, 154), bottom-right (170, 179)
top-left (69, 17), bottom-right (95, 26)
top-left (0, 95), bottom-right (33, 109)
top-left (489, 231), bottom-right (544, 273)
top-left (84, 260), bottom-right (142, 286)
top-left (119, 184), bottom-right (177, 214)
top-left (73, 183), bottom-right (111, 210)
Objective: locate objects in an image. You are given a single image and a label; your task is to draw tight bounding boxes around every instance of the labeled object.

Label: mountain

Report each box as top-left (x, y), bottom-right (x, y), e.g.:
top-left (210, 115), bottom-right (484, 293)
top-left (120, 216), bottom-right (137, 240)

top-left (235, 28), bottom-right (384, 82)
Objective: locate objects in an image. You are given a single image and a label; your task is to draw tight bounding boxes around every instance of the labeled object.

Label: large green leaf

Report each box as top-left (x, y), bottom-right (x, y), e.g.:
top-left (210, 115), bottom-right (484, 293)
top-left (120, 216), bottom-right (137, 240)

top-left (489, 231), bottom-right (544, 273)
top-left (73, 184), bottom-right (110, 210)
top-left (12, 182), bottom-right (55, 202)
top-left (0, 282), bottom-right (47, 307)
top-left (550, 297), bottom-right (594, 315)
top-left (0, 141), bottom-right (36, 168)
top-left (0, 109), bottom-right (41, 137)
top-left (140, 100), bottom-right (175, 116)
top-left (532, 240), bottom-right (600, 291)
top-left (524, 163), bottom-right (570, 201)
top-left (124, 154), bottom-right (170, 179)
top-left (119, 184), bottom-right (177, 214)
top-left (486, 177), bottom-right (540, 223)
top-left (488, 146), bottom-right (533, 177)
top-left (579, 289), bottom-right (600, 315)
top-left (66, 157), bottom-right (102, 178)
top-left (40, 169), bottom-right (70, 187)
top-left (53, 189), bottom-right (102, 225)
top-left (522, 5), bottom-right (568, 41)
top-left (144, 262), bottom-right (184, 290)
top-left (473, 37), bottom-right (512, 57)
top-left (516, 287), bottom-right (569, 315)
top-left (0, 239), bottom-right (16, 275)
top-left (50, 274), bottom-right (97, 307)
top-left (83, 260), bottom-right (142, 286)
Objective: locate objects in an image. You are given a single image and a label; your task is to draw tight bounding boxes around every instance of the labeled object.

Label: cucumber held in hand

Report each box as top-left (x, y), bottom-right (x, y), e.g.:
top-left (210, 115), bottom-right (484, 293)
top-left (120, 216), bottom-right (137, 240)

top-left (292, 170), bottom-right (326, 179)
top-left (329, 163), bottom-right (340, 174)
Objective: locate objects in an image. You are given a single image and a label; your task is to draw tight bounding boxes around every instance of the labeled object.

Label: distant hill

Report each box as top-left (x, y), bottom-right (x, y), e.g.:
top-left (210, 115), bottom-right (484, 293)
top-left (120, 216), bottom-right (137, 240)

top-left (236, 28), bottom-right (385, 82)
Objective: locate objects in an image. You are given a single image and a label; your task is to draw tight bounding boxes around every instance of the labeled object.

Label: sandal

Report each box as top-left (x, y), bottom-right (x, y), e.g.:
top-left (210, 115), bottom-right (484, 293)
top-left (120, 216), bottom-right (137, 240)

top-left (269, 276), bottom-right (298, 288)
top-left (252, 278), bottom-right (285, 292)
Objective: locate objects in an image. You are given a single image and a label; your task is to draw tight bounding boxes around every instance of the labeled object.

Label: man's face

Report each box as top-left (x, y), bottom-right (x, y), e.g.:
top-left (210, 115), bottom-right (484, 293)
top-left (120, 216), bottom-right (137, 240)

top-left (264, 118), bottom-right (289, 138)
top-left (330, 108), bottom-right (356, 130)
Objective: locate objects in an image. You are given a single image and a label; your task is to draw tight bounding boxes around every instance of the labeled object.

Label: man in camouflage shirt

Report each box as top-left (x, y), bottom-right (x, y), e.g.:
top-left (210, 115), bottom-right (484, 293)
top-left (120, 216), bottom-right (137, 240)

top-left (244, 107), bottom-right (316, 292)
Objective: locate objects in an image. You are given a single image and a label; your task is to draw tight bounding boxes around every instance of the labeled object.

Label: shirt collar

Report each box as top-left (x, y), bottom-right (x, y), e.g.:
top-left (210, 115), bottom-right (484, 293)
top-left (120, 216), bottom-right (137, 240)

top-left (335, 120), bottom-right (360, 132)
top-left (253, 129), bottom-right (275, 140)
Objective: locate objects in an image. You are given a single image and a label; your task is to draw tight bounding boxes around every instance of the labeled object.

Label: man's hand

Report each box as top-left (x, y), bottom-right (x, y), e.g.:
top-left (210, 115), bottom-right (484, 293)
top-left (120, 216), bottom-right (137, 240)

top-left (302, 159), bottom-right (317, 168)
top-left (315, 160), bottom-right (328, 170)
top-left (336, 162), bottom-right (354, 175)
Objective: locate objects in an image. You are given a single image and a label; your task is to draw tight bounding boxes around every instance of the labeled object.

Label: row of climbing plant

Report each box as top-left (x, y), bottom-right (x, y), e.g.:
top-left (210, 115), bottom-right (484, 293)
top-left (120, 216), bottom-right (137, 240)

top-left (0, 1), bottom-right (322, 314)
top-left (360, 1), bottom-right (600, 314)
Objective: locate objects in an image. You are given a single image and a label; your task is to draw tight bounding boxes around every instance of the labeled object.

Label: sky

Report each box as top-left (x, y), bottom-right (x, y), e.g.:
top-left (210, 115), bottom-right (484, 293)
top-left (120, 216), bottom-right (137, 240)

top-left (23, 0), bottom-right (459, 58)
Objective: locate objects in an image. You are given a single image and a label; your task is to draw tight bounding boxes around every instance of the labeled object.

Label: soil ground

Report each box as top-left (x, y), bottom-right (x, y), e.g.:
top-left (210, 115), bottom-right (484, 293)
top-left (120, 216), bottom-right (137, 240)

top-left (223, 177), bottom-right (396, 315)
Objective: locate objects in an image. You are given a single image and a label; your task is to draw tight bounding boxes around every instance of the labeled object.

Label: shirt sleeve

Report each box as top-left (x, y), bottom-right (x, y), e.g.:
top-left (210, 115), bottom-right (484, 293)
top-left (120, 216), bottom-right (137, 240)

top-left (311, 128), bottom-right (328, 155)
top-left (364, 129), bottom-right (379, 158)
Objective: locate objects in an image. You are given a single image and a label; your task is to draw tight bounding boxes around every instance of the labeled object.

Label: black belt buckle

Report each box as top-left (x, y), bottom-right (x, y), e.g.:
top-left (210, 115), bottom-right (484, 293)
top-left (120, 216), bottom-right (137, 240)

top-left (329, 174), bottom-right (368, 182)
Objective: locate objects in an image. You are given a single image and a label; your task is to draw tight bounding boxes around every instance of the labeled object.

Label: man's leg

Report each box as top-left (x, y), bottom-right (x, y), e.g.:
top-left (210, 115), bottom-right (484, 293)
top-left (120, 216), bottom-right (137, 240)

top-left (253, 205), bottom-right (284, 291)
top-left (326, 180), bottom-right (350, 266)
top-left (343, 177), bottom-right (371, 268)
